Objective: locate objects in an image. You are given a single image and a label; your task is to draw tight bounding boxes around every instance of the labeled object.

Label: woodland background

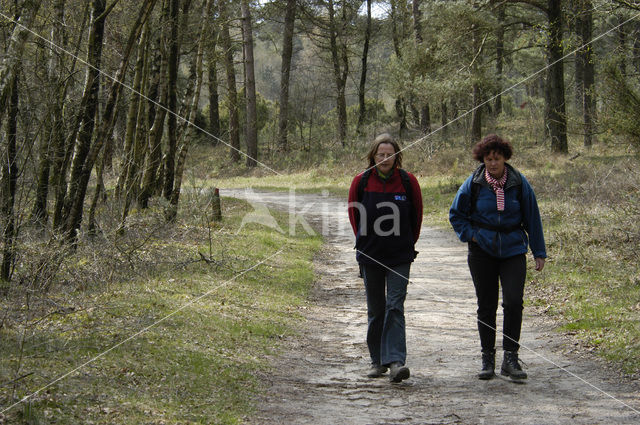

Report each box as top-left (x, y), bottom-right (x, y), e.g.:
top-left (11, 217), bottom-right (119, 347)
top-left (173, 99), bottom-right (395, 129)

top-left (0, 0), bottom-right (639, 423)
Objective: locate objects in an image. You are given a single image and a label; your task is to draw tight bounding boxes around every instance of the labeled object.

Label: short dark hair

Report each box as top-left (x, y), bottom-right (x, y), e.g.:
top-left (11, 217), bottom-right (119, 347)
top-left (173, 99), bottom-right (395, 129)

top-left (366, 133), bottom-right (403, 168)
top-left (472, 134), bottom-right (513, 162)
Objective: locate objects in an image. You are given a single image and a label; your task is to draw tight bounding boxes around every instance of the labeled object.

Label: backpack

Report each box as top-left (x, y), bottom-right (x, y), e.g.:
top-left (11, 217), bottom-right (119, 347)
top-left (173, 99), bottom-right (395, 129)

top-left (357, 168), bottom-right (417, 232)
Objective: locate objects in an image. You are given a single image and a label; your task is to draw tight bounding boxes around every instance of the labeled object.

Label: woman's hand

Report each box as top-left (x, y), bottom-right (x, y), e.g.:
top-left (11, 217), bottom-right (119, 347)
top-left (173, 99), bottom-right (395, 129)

top-left (534, 257), bottom-right (545, 271)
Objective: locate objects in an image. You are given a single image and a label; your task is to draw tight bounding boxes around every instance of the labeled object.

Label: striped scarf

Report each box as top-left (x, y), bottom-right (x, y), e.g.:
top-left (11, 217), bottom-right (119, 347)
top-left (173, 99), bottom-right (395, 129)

top-left (484, 167), bottom-right (508, 211)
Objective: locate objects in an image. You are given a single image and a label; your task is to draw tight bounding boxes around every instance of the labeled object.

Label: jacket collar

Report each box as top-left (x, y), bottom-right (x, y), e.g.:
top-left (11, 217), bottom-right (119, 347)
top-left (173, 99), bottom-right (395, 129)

top-left (374, 166), bottom-right (397, 182)
top-left (472, 163), bottom-right (521, 190)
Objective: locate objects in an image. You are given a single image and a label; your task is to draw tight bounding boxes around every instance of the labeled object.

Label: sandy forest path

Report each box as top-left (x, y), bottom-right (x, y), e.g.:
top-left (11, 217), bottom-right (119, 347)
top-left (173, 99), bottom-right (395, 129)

top-left (224, 189), bottom-right (639, 425)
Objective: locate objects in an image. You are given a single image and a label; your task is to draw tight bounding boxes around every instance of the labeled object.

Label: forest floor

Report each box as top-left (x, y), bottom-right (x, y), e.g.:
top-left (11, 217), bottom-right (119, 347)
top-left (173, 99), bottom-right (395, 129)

top-left (224, 189), bottom-right (640, 425)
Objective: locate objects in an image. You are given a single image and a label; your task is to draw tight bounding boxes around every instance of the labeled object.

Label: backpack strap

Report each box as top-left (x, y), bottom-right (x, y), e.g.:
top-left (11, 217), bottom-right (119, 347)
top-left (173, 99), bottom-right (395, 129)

top-left (399, 169), bottom-right (418, 234)
top-left (356, 168), bottom-right (373, 203)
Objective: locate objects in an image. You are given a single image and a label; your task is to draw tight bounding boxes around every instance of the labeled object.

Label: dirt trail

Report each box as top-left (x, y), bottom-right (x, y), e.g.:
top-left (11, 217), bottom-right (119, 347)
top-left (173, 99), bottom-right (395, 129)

top-left (224, 189), bottom-right (639, 425)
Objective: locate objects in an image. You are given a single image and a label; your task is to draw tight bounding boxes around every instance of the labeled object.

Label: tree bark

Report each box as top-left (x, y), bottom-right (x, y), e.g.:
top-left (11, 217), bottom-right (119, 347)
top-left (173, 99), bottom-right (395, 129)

top-left (328, 0), bottom-right (348, 146)
top-left (471, 23), bottom-right (482, 144)
top-left (546, 0), bottom-right (568, 153)
top-left (441, 100), bottom-right (448, 137)
top-left (412, 0), bottom-right (430, 134)
top-left (139, 20), bottom-right (169, 209)
top-left (117, 22), bottom-right (149, 200)
top-left (62, 0), bottom-right (107, 236)
top-left (52, 3), bottom-right (91, 230)
top-left (163, 0), bottom-right (181, 200)
top-left (356, 0), bottom-right (372, 135)
top-left (31, 0), bottom-right (66, 226)
top-left (577, 0), bottom-right (595, 147)
top-left (277, 0), bottom-right (297, 151)
top-left (390, 0), bottom-right (407, 136)
top-left (167, 0), bottom-right (212, 221)
top-left (0, 0), bottom-right (42, 129)
top-left (1, 74), bottom-right (18, 281)
top-left (65, 0), bottom-right (156, 242)
top-left (219, 0), bottom-right (241, 162)
top-left (617, 15), bottom-right (627, 76)
top-left (207, 32), bottom-right (221, 143)
top-left (495, 3), bottom-right (505, 115)
top-left (241, 0), bottom-right (258, 167)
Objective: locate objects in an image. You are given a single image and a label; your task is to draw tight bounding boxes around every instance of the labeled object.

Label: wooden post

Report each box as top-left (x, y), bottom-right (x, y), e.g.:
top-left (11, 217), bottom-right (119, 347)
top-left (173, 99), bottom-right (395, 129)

top-left (211, 188), bottom-right (222, 221)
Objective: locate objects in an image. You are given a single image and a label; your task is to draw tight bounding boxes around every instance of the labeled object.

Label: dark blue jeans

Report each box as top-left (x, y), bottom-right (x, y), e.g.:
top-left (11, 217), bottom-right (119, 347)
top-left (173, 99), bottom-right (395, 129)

top-left (361, 263), bottom-right (410, 366)
top-left (467, 242), bottom-right (526, 353)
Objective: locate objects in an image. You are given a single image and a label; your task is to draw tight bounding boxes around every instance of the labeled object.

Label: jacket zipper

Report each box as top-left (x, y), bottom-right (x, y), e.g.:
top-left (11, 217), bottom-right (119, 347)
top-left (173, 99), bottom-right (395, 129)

top-left (497, 211), bottom-right (502, 257)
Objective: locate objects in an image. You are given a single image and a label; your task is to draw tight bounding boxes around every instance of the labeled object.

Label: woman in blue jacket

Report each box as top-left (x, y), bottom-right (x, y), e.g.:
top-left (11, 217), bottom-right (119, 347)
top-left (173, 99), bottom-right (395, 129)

top-left (449, 134), bottom-right (546, 381)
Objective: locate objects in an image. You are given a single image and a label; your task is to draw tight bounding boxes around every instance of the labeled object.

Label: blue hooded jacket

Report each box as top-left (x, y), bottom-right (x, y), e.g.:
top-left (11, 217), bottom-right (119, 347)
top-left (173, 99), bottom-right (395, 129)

top-left (449, 163), bottom-right (546, 259)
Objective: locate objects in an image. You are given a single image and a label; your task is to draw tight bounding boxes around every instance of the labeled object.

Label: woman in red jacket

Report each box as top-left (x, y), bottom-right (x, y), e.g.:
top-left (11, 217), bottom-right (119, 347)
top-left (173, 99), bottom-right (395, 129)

top-left (347, 133), bottom-right (422, 383)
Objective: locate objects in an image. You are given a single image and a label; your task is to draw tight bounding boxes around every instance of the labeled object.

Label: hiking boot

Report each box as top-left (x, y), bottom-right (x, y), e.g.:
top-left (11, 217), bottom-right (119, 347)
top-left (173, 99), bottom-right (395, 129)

top-left (500, 351), bottom-right (527, 380)
top-left (367, 363), bottom-right (388, 378)
top-left (478, 349), bottom-right (495, 380)
top-left (389, 362), bottom-right (410, 383)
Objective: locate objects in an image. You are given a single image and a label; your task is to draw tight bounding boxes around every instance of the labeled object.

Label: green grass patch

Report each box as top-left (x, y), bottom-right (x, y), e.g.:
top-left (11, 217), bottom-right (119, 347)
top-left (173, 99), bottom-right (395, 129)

top-left (0, 198), bottom-right (321, 424)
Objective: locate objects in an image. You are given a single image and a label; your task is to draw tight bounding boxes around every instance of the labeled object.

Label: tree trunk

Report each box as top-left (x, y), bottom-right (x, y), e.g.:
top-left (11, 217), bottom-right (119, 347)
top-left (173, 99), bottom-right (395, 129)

top-left (634, 23), bottom-right (640, 74)
top-left (87, 154), bottom-right (105, 236)
top-left (390, 0), bottom-right (407, 136)
top-left (578, 0), bottom-right (595, 147)
top-left (1, 74), bottom-right (18, 281)
top-left (471, 23), bottom-right (482, 144)
top-left (219, 0), bottom-right (241, 162)
top-left (31, 0), bottom-right (65, 226)
top-left (117, 22), bottom-right (149, 200)
top-left (471, 83), bottom-right (482, 143)
top-left (163, 0), bottom-right (180, 200)
top-left (167, 0), bottom-right (212, 221)
top-left (420, 104), bottom-right (431, 134)
top-left (495, 3), bottom-right (505, 115)
top-left (546, 0), bottom-right (568, 153)
top-left (241, 0), bottom-right (258, 167)
top-left (412, 0), bottom-right (430, 134)
top-left (52, 3), bottom-right (91, 230)
top-left (65, 0), bottom-right (156, 241)
top-left (62, 0), bottom-right (106, 236)
top-left (207, 34), bottom-right (220, 143)
top-left (412, 0), bottom-right (423, 42)
top-left (395, 98), bottom-right (407, 138)
top-left (277, 0), bottom-right (297, 151)
top-left (328, 0), bottom-right (348, 146)
top-left (617, 15), bottom-right (626, 76)
top-left (0, 0), bottom-right (42, 128)
top-left (356, 0), bottom-right (372, 135)
top-left (139, 22), bottom-right (170, 209)
top-left (441, 100), bottom-right (448, 137)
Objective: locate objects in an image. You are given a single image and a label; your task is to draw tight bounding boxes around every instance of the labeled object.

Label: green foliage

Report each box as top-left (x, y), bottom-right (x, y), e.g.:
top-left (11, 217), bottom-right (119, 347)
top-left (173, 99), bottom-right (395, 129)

top-left (387, 2), bottom-right (499, 108)
top-left (216, 90), bottom-right (275, 138)
top-left (600, 62), bottom-right (640, 148)
top-left (346, 98), bottom-right (391, 125)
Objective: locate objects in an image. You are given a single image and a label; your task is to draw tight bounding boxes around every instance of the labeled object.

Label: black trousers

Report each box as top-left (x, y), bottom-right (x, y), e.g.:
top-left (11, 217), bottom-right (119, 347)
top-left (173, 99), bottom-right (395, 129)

top-left (467, 242), bottom-right (526, 353)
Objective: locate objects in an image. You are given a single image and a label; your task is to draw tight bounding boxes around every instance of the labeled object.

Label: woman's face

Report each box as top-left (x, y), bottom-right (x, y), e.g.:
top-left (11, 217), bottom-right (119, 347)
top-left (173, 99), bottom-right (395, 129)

top-left (374, 143), bottom-right (396, 175)
top-left (484, 150), bottom-right (506, 179)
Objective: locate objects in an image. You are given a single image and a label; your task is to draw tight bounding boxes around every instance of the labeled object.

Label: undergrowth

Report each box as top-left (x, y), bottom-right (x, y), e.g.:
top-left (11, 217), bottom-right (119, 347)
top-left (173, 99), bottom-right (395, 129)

top-left (0, 194), bottom-right (321, 424)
